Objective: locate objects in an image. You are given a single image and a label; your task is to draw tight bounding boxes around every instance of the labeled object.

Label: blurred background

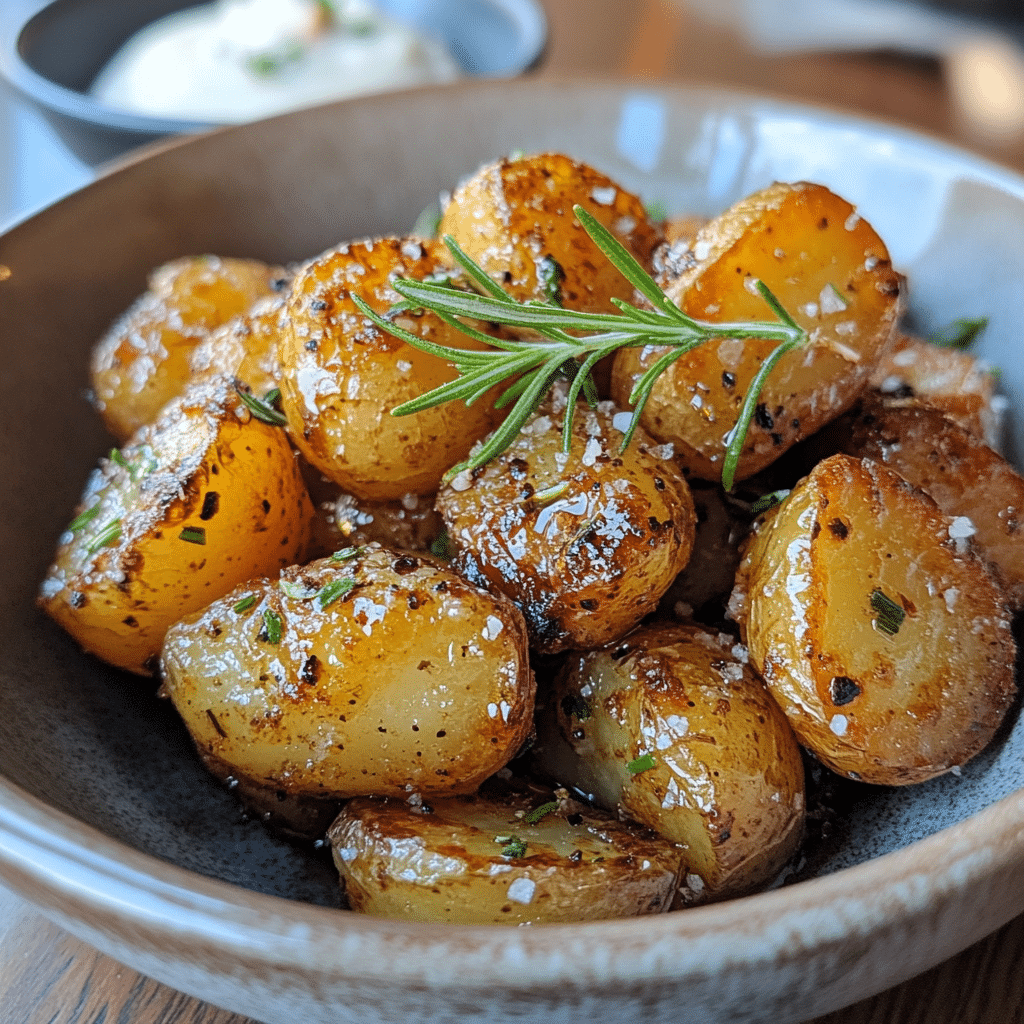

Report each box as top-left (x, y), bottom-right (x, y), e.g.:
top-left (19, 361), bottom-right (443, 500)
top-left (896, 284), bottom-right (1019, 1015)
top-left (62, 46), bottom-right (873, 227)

top-left (4, 0), bottom-right (1024, 224)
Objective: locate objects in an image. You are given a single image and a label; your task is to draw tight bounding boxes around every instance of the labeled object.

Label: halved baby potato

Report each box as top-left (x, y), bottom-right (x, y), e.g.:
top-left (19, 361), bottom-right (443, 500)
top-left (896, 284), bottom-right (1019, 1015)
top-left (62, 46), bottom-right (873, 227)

top-left (91, 256), bottom-right (287, 441)
top-left (736, 454), bottom-right (1017, 784)
top-left (329, 788), bottom-right (681, 924)
top-left (611, 182), bottom-right (902, 482)
top-left (39, 374), bottom-right (314, 675)
top-left (160, 545), bottom-right (534, 801)
top-left (533, 622), bottom-right (805, 903)
top-left (436, 390), bottom-right (696, 654)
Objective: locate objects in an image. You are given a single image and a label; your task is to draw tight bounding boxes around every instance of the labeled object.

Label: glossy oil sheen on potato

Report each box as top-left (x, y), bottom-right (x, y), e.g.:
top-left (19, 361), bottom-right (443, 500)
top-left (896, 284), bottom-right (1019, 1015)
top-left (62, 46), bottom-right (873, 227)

top-left (91, 256), bottom-right (287, 441)
top-left (39, 375), bottom-right (314, 675)
top-left (534, 622), bottom-right (805, 902)
top-left (436, 392), bottom-right (696, 653)
top-left (738, 453), bottom-right (1017, 784)
top-left (160, 545), bottom-right (534, 799)
top-left (611, 182), bottom-right (902, 482)
top-left (278, 237), bottom-right (502, 501)
top-left (329, 789), bottom-right (681, 924)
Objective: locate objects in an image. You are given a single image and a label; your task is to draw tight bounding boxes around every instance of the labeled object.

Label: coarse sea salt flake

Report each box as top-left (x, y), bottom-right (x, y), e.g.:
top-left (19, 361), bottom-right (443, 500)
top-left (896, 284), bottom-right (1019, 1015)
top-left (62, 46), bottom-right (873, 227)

top-left (507, 877), bottom-right (536, 904)
top-left (591, 186), bottom-right (617, 206)
top-left (612, 411), bottom-right (634, 433)
top-left (949, 516), bottom-right (977, 540)
top-left (829, 715), bottom-right (849, 737)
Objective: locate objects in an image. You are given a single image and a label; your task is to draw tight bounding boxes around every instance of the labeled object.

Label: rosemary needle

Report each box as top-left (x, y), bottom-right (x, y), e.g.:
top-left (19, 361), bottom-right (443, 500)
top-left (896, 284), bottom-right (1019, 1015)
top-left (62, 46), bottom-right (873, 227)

top-left (356, 203), bottom-right (809, 490)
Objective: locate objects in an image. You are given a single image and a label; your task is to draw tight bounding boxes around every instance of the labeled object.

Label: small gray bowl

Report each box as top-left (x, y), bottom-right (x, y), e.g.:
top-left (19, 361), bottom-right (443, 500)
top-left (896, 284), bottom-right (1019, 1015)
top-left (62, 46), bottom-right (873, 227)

top-left (0, 0), bottom-right (547, 166)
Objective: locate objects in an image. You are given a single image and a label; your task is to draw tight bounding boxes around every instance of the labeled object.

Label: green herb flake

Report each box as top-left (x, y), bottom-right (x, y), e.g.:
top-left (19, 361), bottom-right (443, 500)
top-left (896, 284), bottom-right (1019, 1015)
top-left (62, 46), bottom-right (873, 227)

top-left (531, 482), bottom-right (569, 506)
top-left (750, 489), bottom-right (790, 517)
top-left (85, 519), bottom-right (122, 555)
top-left (626, 753), bottom-right (657, 775)
top-left (279, 579), bottom-right (317, 600)
top-left (412, 203), bottom-right (442, 239)
top-left (68, 506), bottom-right (100, 532)
top-left (560, 693), bottom-right (591, 721)
top-left (929, 317), bottom-right (988, 350)
top-left (233, 595), bottom-right (257, 614)
top-left (179, 526), bottom-right (206, 545)
top-left (109, 448), bottom-right (132, 471)
top-left (318, 576), bottom-right (356, 610)
top-left (870, 588), bottom-right (905, 637)
top-left (501, 837), bottom-right (528, 859)
top-left (262, 608), bottom-right (282, 644)
top-left (645, 199), bottom-right (668, 222)
top-left (537, 255), bottom-right (565, 307)
top-left (429, 530), bottom-right (452, 561)
top-left (330, 546), bottom-right (364, 563)
top-left (525, 801), bottom-right (559, 825)
top-left (236, 384), bottom-right (287, 426)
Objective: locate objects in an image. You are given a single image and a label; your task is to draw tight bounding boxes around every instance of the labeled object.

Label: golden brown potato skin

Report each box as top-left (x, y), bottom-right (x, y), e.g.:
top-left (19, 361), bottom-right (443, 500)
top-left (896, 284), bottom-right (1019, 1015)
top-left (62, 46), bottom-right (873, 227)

top-left (438, 152), bottom-right (663, 316)
top-left (329, 790), bottom-right (681, 924)
top-left (39, 375), bottom-right (314, 676)
top-left (838, 400), bottom-right (1024, 608)
top-left (160, 545), bottom-right (535, 800)
top-left (533, 622), bottom-right (805, 903)
top-left (736, 454), bottom-right (1016, 785)
top-left (612, 182), bottom-right (902, 482)
top-left (278, 237), bottom-right (502, 501)
top-left (91, 256), bottom-right (287, 440)
top-left (436, 393), bottom-right (696, 654)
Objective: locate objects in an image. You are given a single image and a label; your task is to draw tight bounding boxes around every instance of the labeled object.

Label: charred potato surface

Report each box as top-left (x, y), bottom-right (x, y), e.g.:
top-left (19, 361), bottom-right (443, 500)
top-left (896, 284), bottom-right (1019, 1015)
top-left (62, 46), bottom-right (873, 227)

top-left (39, 375), bottom-right (313, 676)
top-left (160, 545), bottom-right (535, 800)
top-left (278, 237), bottom-right (501, 501)
top-left (737, 454), bottom-right (1016, 784)
top-left (91, 256), bottom-right (287, 441)
top-left (329, 790), bottom-right (681, 924)
top-left (612, 182), bottom-right (902, 481)
top-left (436, 392), bottom-right (696, 654)
top-left (534, 622), bottom-right (805, 902)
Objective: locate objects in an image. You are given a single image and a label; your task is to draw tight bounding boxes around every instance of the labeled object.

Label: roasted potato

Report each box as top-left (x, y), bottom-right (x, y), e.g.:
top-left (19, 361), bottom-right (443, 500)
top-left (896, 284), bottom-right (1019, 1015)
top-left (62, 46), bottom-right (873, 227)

top-left (436, 390), bottom-right (696, 654)
top-left (39, 375), bottom-right (314, 675)
top-left (439, 152), bottom-right (662, 315)
top-left (533, 622), bottom-right (805, 903)
top-left (278, 237), bottom-right (503, 500)
top-left (870, 334), bottom-right (1004, 449)
top-left (837, 400), bottom-right (1024, 608)
top-left (735, 454), bottom-right (1016, 784)
top-left (160, 545), bottom-right (535, 800)
top-left (91, 256), bottom-right (287, 440)
top-left (611, 181), bottom-right (902, 482)
top-left (329, 789), bottom-right (681, 924)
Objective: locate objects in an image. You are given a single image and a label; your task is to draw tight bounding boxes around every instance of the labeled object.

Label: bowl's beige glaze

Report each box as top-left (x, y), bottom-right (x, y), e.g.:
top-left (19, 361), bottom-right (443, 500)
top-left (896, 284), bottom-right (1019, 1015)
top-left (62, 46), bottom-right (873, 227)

top-left (0, 80), bottom-right (1022, 1023)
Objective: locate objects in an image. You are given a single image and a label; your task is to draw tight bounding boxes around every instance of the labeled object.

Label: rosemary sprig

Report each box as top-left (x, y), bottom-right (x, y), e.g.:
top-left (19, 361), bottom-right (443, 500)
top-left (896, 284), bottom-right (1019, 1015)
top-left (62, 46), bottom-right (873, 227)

top-left (355, 204), bottom-right (809, 490)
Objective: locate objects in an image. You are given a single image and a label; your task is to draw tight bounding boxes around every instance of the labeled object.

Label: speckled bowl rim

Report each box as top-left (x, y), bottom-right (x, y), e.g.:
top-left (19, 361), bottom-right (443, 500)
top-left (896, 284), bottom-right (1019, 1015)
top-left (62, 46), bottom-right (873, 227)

top-left (2, 77), bottom-right (1024, 1021)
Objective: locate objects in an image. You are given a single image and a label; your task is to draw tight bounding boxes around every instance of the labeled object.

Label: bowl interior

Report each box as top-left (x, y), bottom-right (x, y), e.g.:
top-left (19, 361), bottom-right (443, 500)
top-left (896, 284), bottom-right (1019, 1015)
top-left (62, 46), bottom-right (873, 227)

top-left (0, 80), bottom-right (1022, 911)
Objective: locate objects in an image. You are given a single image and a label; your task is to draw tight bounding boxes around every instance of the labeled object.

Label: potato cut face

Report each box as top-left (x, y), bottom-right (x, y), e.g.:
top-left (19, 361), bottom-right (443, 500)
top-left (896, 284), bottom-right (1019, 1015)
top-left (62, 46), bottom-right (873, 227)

top-left (740, 454), bottom-right (1016, 785)
top-left (329, 789), bottom-right (681, 924)
top-left (534, 622), bottom-right (805, 902)
top-left (438, 152), bottom-right (662, 315)
top-left (436, 392), bottom-right (696, 654)
top-left (840, 400), bottom-right (1024, 608)
top-left (39, 375), bottom-right (314, 675)
top-left (278, 236), bottom-right (502, 501)
top-left (611, 182), bottom-right (902, 482)
top-left (91, 256), bottom-right (287, 441)
top-left (160, 545), bottom-right (534, 799)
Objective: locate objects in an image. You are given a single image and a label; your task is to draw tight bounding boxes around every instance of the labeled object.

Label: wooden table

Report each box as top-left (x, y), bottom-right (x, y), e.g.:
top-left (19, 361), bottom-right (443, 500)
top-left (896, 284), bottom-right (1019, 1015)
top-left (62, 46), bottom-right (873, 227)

top-left (4, 2), bottom-right (1024, 1021)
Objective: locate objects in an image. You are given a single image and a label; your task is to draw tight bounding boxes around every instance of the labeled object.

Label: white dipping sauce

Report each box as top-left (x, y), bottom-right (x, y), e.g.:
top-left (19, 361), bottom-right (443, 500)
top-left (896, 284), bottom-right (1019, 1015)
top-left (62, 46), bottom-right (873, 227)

top-left (89, 0), bottom-right (462, 123)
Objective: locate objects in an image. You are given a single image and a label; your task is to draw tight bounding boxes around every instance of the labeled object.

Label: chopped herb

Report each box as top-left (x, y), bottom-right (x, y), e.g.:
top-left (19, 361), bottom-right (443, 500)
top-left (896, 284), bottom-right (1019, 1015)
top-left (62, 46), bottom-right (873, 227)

top-left (561, 693), bottom-right (591, 721)
top-left (263, 386), bottom-right (282, 407)
top-left (236, 384), bottom-right (287, 426)
top-left (929, 317), bottom-right (988, 350)
top-left (493, 834), bottom-right (512, 844)
top-left (525, 801), bottom-right (559, 825)
top-left (870, 588), bottom-right (905, 637)
top-left (501, 836), bottom-right (528, 859)
top-left (245, 41), bottom-right (304, 79)
top-left (233, 595), bottom-right (257, 614)
top-left (645, 199), bottom-right (668, 222)
top-left (429, 530), bottom-right (452, 561)
top-left (412, 202), bottom-right (442, 239)
top-left (750, 489), bottom-right (790, 517)
top-left (179, 526), bottom-right (206, 545)
top-left (109, 448), bottom-right (132, 472)
top-left (69, 506), bottom-right (100, 532)
top-left (330, 546), bottom-right (364, 562)
top-left (318, 576), bottom-right (356, 610)
top-left (626, 753), bottom-right (657, 775)
top-left (537, 255), bottom-right (565, 306)
top-left (262, 608), bottom-right (282, 644)
top-left (279, 579), bottom-right (317, 599)
top-left (85, 519), bottom-right (121, 555)
top-left (531, 482), bottom-right (569, 505)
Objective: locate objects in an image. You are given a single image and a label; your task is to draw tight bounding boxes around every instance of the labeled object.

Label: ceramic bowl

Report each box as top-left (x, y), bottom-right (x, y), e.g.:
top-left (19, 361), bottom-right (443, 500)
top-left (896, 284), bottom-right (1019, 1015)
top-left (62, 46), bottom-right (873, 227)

top-left (0, 80), bottom-right (1022, 1024)
top-left (0, 0), bottom-right (547, 166)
